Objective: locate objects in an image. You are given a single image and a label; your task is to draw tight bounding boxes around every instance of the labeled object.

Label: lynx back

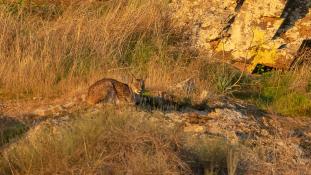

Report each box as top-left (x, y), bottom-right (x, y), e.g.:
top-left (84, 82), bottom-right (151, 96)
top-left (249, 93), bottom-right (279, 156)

top-left (86, 78), bottom-right (144, 105)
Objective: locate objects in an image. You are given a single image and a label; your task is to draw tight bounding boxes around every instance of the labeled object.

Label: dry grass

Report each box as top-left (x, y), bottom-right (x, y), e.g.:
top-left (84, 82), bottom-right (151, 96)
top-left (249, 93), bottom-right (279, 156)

top-left (0, 0), bottom-right (171, 98)
top-left (0, 0), bottom-right (310, 116)
top-left (0, 108), bottom-right (242, 175)
top-left (233, 66), bottom-right (311, 117)
top-left (0, 1), bottom-right (311, 175)
top-left (0, 0), bottom-right (223, 108)
top-left (0, 109), bottom-right (191, 174)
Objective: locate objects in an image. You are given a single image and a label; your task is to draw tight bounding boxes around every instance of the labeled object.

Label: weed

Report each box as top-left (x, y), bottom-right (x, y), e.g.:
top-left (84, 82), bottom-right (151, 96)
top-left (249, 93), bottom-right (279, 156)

top-left (235, 70), bottom-right (311, 117)
top-left (199, 62), bottom-right (248, 94)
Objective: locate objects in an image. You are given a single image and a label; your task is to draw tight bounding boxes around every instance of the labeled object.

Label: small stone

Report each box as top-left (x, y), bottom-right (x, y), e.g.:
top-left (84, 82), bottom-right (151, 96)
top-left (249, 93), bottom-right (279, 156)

top-left (169, 114), bottom-right (185, 123)
top-left (81, 94), bottom-right (87, 102)
top-left (206, 124), bottom-right (220, 132)
top-left (32, 108), bottom-right (49, 116)
top-left (276, 141), bottom-right (286, 147)
top-left (261, 129), bottom-right (269, 136)
top-left (49, 105), bottom-right (64, 114)
top-left (184, 124), bottom-right (205, 133)
top-left (63, 102), bottom-right (75, 108)
top-left (149, 117), bottom-right (159, 123)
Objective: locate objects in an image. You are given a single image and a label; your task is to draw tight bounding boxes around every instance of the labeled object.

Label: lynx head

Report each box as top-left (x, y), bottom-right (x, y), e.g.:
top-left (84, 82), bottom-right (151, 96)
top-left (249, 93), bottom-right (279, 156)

top-left (129, 78), bottom-right (145, 95)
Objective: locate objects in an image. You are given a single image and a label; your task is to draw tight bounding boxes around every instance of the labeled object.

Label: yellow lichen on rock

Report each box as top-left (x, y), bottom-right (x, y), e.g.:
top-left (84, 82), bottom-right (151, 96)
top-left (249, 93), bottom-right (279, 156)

top-left (169, 0), bottom-right (311, 72)
top-left (246, 28), bottom-right (279, 72)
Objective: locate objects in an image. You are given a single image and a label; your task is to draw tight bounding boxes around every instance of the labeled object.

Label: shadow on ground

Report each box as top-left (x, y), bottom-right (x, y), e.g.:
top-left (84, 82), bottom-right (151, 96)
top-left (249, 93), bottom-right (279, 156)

top-left (0, 115), bottom-right (28, 148)
top-left (136, 94), bottom-right (210, 112)
top-left (136, 93), bottom-right (267, 119)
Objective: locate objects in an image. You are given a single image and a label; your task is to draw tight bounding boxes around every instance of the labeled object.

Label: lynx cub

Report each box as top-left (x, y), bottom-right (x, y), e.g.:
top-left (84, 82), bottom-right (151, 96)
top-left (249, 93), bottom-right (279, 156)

top-left (86, 78), bottom-right (145, 105)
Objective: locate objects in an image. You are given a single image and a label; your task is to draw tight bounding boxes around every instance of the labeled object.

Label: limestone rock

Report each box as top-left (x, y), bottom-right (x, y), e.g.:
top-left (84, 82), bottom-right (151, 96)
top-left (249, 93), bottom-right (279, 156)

top-left (169, 0), bottom-right (311, 72)
top-left (169, 0), bottom-right (237, 52)
top-left (32, 105), bottom-right (65, 117)
top-left (222, 0), bottom-right (285, 68)
top-left (183, 124), bottom-right (205, 133)
top-left (279, 10), bottom-right (311, 60)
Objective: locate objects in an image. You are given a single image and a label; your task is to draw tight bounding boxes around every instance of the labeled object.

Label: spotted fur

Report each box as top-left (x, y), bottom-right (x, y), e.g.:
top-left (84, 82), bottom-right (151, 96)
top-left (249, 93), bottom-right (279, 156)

top-left (86, 78), bottom-right (144, 105)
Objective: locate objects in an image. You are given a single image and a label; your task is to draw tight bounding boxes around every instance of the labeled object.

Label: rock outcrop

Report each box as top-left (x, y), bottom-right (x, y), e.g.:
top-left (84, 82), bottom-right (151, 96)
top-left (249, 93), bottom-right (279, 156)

top-left (158, 99), bottom-right (311, 174)
top-left (1, 95), bottom-right (311, 174)
top-left (4, 99), bottom-right (311, 174)
top-left (169, 0), bottom-right (311, 72)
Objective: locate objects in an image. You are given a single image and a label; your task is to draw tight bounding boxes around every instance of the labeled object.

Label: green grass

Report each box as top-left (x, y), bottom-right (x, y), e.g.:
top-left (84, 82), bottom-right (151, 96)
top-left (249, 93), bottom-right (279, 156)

top-left (199, 63), bottom-right (249, 95)
top-left (234, 70), bottom-right (311, 117)
top-left (273, 92), bottom-right (311, 116)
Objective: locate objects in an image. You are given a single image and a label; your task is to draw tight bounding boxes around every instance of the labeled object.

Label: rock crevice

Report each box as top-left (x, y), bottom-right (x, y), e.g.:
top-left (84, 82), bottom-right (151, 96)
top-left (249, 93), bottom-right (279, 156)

top-left (170, 0), bottom-right (311, 72)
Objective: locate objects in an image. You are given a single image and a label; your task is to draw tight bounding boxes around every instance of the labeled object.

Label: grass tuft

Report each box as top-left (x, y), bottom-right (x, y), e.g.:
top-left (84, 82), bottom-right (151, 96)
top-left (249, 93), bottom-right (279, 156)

top-left (235, 69), bottom-right (311, 117)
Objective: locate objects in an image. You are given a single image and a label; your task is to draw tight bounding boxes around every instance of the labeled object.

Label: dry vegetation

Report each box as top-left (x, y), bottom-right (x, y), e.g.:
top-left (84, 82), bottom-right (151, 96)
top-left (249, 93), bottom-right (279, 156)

top-left (0, 0), bottom-right (310, 117)
top-left (0, 108), bottom-right (239, 175)
top-left (234, 66), bottom-right (311, 117)
top-left (0, 0), bottom-right (174, 97)
top-left (0, 1), bottom-right (311, 174)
